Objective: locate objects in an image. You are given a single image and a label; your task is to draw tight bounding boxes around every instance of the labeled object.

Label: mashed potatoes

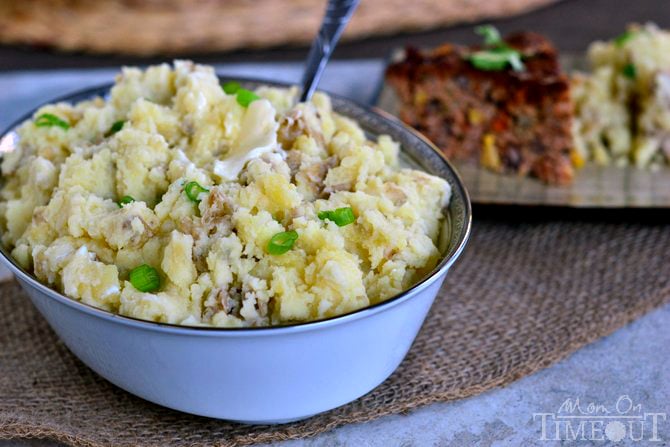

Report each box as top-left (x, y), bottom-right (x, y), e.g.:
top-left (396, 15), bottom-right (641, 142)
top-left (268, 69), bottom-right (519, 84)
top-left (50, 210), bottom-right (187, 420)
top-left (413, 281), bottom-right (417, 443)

top-left (0, 60), bottom-right (450, 327)
top-left (572, 23), bottom-right (670, 168)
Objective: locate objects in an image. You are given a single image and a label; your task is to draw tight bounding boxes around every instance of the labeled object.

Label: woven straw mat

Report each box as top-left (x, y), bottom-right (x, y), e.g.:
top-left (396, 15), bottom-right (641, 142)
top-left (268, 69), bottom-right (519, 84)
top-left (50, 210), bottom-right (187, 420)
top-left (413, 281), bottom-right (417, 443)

top-left (0, 0), bottom-right (558, 55)
top-left (1, 217), bottom-right (669, 446)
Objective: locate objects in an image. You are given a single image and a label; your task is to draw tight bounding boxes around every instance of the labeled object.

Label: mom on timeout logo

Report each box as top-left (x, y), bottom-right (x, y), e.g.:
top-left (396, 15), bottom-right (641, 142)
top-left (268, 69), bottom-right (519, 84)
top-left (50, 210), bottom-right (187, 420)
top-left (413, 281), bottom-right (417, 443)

top-left (533, 395), bottom-right (667, 442)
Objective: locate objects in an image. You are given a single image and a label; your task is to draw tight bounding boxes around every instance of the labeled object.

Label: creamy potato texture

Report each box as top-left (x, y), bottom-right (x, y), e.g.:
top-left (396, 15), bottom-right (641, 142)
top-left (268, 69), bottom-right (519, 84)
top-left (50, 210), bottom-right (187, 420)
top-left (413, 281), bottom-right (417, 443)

top-left (0, 61), bottom-right (450, 327)
top-left (572, 23), bottom-right (670, 168)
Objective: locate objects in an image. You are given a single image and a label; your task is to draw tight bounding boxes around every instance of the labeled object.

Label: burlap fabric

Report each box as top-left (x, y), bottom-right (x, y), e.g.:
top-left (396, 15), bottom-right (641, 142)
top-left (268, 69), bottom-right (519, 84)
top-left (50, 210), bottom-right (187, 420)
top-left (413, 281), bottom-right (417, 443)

top-left (1, 216), bottom-right (669, 446)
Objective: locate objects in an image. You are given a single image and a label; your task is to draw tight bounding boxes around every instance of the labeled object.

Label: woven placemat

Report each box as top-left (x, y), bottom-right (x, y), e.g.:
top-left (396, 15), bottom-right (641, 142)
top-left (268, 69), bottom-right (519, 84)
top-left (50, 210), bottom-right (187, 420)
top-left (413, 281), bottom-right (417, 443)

top-left (1, 217), bottom-right (669, 447)
top-left (0, 0), bottom-right (558, 55)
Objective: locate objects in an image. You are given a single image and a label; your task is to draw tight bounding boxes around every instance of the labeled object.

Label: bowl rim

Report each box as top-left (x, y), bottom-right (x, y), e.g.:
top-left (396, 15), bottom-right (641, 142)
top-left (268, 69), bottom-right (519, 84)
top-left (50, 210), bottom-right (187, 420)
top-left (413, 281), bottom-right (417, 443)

top-left (0, 75), bottom-right (472, 336)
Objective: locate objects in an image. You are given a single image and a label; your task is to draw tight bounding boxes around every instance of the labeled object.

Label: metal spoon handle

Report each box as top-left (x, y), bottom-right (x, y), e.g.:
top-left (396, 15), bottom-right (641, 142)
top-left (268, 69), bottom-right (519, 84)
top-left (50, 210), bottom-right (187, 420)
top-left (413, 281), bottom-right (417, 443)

top-left (300, 0), bottom-right (361, 102)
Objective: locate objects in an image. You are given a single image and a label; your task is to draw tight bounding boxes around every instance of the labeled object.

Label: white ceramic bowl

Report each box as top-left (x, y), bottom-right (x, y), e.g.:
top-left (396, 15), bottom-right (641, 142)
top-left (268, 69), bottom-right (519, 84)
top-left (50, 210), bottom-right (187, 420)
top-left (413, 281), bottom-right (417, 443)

top-left (0, 80), bottom-right (471, 423)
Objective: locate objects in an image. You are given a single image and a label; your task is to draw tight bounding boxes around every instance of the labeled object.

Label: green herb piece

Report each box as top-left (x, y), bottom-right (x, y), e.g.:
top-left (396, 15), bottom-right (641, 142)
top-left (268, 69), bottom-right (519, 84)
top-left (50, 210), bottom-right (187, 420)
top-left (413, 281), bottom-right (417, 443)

top-left (468, 48), bottom-right (524, 71)
top-left (222, 81), bottom-right (242, 94)
top-left (467, 25), bottom-right (525, 72)
top-left (236, 88), bottom-right (260, 107)
top-left (475, 25), bottom-right (503, 46)
top-left (35, 113), bottom-right (70, 130)
top-left (622, 63), bottom-right (637, 80)
top-left (614, 30), bottom-right (636, 47)
top-left (318, 207), bottom-right (356, 227)
top-left (184, 181), bottom-right (210, 203)
top-left (222, 81), bottom-right (260, 107)
top-left (129, 264), bottom-right (160, 293)
top-left (118, 195), bottom-right (135, 207)
top-left (267, 230), bottom-right (298, 255)
top-left (105, 120), bottom-right (125, 137)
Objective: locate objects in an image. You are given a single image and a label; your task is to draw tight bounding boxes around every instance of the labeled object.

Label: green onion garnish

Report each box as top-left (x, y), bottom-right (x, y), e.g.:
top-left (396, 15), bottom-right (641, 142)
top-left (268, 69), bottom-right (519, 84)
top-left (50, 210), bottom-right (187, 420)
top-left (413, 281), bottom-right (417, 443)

top-left (105, 120), bottom-right (125, 137)
top-left (467, 24), bottom-right (525, 72)
top-left (129, 264), bottom-right (160, 293)
top-left (267, 230), bottom-right (299, 255)
top-left (318, 207), bottom-right (356, 227)
top-left (468, 49), bottom-right (524, 72)
top-left (222, 81), bottom-right (261, 107)
top-left (222, 81), bottom-right (242, 94)
top-left (184, 181), bottom-right (209, 203)
top-left (475, 25), bottom-right (503, 47)
top-left (35, 113), bottom-right (70, 130)
top-left (614, 30), bottom-right (636, 47)
top-left (236, 88), bottom-right (260, 107)
top-left (118, 195), bottom-right (135, 207)
top-left (622, 63), bottom-right (637, 80)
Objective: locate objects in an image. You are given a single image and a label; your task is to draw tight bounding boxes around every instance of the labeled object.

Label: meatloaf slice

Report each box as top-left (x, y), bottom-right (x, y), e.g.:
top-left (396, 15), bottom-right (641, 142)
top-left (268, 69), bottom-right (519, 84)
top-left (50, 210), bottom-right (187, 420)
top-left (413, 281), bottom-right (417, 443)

top-left (385, 32), bottom-right (575, 185)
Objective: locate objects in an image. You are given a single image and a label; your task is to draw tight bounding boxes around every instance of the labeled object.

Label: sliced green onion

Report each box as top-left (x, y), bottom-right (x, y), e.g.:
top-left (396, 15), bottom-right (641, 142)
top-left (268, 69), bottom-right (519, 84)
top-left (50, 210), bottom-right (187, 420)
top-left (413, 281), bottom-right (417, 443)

top-left (622, 63), bottom-right (637, 80)
top-left (35, 113), bottom-right (70, 130)
top-left (505, 51), bottom-right (524, 72)
top-left (475, 25), bottom-right (502, 47)
top-left (318, 207), bottom-right (356, 227)
top-left (614, 30), bottom-right (636, 47)
top-left (268, 230), bottom-right (298, 255)
top-left (184, 181), bottom-right (209, 203)
top-left (469, 24), bottom-right (525, 72)
top-left (468, 48), bottom-right (524, 72)
top-left (129, 264), bottom-right (160, 292)
top-left (118, 195), bottom-right (135, 207)
top-left (222, 82), bottom-right (261, 107)
top-left (105, 120), bottom-right (125, 137)
top-left (222, 81), bottom-right (242, 94)
top-left (236, 88), bottom-right (260, 107)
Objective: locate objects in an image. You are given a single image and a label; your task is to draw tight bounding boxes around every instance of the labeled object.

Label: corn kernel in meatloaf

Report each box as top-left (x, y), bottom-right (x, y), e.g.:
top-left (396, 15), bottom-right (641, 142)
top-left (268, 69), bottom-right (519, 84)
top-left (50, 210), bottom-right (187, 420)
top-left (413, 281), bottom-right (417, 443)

top-left (0, 60), bottom-right (450, 327)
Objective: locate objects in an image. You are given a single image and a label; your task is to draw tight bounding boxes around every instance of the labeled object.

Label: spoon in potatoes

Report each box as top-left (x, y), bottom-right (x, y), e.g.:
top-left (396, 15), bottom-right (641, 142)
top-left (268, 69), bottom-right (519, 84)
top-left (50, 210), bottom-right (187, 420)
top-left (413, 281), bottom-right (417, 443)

top-left (300, 0), bottom-right (361, 102)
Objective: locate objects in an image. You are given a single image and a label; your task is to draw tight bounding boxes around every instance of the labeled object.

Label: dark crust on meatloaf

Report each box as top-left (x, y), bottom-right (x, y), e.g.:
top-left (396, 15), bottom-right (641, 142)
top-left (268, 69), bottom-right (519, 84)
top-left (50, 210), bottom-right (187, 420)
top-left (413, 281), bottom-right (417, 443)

top-left (385, 31), bottom-right (574, 185)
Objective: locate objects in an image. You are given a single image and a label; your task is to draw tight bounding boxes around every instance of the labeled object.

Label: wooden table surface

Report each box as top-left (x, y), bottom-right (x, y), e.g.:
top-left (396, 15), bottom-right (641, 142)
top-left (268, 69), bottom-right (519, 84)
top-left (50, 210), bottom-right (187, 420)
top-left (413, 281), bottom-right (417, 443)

top-left (0, 0), bottom-right (668, 72)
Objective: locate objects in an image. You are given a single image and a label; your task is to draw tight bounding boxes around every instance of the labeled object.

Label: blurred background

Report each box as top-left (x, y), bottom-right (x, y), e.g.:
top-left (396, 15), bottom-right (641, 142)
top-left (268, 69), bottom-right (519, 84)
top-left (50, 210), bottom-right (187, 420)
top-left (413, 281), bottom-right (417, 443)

top-left (0, 0), bottom-right (669, 71)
